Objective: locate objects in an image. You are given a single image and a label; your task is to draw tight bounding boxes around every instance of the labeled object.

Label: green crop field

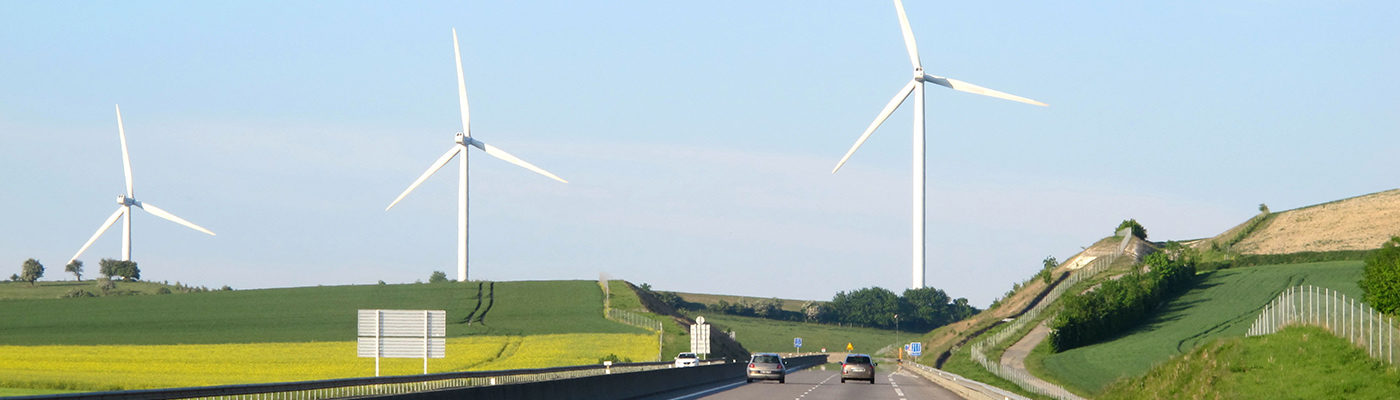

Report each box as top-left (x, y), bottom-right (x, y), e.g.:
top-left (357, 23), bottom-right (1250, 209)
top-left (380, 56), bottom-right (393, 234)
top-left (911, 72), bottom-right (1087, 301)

top-left (1099, 326), bottom-right (1400, 399)
top-left (0, 279), bottom-right (662, 391)
top-left (1035, 261), bottom-right (1365, 395)
top-left (689, 313), bottom-right (903, 355)
top-left (0, 280), bottom-right (646, 346)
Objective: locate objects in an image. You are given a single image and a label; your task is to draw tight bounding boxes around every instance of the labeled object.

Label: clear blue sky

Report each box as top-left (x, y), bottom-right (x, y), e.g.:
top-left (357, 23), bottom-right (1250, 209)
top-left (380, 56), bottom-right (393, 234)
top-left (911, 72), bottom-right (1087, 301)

top-left (2, 1), bottom-right (1396, 307)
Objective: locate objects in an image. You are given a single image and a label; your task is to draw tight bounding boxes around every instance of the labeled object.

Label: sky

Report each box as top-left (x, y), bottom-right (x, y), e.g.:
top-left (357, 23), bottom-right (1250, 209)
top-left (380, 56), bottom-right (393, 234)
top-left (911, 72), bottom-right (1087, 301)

top-left (1, 1), bottom-right (1396, 308)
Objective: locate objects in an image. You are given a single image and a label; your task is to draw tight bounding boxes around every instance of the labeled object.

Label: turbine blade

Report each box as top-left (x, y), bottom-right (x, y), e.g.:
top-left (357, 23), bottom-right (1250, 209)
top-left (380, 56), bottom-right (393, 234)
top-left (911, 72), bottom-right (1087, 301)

top-left (70, 207), bottom-right (126, 263)
top-left (386, 145), bottom-right (463, 210)
top-left (116, 104), bottom-right (134, 197)
top-left (452, 28), bottom-right (471, 137)
top-left (893, 0), bottom-right (921, 69)
top-left (833, 79), bottom-right (918, 174)
top-left (924, 74), bottom-right (1048, 107)
top-left (139, 202), bottom-right (216, 236)
top-left (468, 139), bottom-right (568, 183)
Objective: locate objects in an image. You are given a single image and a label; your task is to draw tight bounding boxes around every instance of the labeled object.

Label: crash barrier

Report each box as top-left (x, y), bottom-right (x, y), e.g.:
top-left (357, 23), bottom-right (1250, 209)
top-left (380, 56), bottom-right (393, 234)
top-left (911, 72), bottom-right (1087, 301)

top-left (902, 362), bottom-right (1030, 400)
top-left (365, 354), bottom-right (827, 400)
top-left (1248, 285), bottom-right (1397, 365)
top-left (9, 361), bottom-right (680, 400)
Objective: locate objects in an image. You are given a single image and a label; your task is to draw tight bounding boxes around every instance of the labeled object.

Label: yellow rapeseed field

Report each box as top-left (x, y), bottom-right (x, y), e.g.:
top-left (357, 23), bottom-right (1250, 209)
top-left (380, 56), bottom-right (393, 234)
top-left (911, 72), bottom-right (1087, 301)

top-left (0, 333), bottom-right (655, 391)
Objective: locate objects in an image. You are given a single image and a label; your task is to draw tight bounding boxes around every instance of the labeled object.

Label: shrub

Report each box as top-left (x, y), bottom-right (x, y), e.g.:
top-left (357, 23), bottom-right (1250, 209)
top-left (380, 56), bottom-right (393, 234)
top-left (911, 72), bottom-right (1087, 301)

top-left (1360, 237), bottom-right (1400, 315)
top-left (1116, 219), bottom-right (1147, 240)
top-left (597, 353), bottom-right (633, 364)
top-left (156, 287), bottom-right (172, 294)
top-left (97, 278), bottom-right (116, 294)
top-left (1049, 257), bottom-right (1196, 352)
top-left (429, 271), bottom-right (449, 284)
top-left (62, 288), bottom-right (96, 298)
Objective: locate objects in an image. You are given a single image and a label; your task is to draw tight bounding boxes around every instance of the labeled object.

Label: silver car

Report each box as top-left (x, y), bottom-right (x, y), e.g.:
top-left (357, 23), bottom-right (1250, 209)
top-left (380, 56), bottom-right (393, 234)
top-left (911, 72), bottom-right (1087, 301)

top-left (841, 354), bottom-right (876, 383)
top-left (746, 353), bottom-right (786, 383)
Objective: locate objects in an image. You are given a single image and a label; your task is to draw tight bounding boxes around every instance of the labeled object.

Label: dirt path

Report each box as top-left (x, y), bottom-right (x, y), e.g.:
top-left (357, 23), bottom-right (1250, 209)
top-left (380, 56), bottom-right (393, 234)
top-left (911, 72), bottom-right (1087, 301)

top-left (999, 321), bottom-right (1085, 400)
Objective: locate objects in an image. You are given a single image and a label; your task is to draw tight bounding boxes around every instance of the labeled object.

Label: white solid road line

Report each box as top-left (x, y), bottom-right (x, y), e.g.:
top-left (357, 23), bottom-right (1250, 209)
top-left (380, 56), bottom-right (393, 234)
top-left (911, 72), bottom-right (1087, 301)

top-left (664, 381), bottom-right (746, 400)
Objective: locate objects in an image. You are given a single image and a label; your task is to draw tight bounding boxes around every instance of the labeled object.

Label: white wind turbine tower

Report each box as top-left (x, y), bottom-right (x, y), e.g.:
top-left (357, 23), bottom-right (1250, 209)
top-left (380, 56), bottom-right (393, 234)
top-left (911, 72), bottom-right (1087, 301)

top-left (386, 28), bottom-right (568, 282)
top-left (831, 0), bottom-right (1046, 289)
top-left (69, 105), bottom-right (217, 265)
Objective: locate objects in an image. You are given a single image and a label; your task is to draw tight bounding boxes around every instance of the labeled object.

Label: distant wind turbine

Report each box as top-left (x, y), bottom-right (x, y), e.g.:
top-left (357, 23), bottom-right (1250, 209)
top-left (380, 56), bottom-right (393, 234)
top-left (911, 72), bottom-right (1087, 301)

top-left (69, 105), bottom-right (216, 265)
top-left (831, 0), bottom-right (1046, 289)
top-left (386, 28), bottom-right (568, 282)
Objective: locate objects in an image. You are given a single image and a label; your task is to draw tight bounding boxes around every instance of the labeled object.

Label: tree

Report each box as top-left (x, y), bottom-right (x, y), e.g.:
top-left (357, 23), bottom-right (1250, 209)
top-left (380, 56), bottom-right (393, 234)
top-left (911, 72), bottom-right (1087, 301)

top-left (66, 260), bottom-right (84, 281)
top-left (1258, 203), bottom-right (1270, 214)
top-left (1360, 236), bottom-right (1400, 315)
top-left (99, 259), bottom-right (140, 281)
top-left (1038, 255), bottom-right (1059, 284)
top-left (428, 270), bottom-right (448, 283)
top-left (20, 258), bottom-right (44, 285)
top-left (832, 287), bottom-right (899, 328)
top-left (1116, 219), bottom-right (1148, 240)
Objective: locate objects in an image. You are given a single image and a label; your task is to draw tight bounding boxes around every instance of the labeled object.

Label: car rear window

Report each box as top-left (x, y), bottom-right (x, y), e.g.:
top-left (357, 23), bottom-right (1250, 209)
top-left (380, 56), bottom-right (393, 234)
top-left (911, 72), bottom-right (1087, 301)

top-left (678, 353), bottom-right (697, 359)
top-left (845, 356), bottom-right (871, 364)
top-left (753, 355), bottom-right (781, 364)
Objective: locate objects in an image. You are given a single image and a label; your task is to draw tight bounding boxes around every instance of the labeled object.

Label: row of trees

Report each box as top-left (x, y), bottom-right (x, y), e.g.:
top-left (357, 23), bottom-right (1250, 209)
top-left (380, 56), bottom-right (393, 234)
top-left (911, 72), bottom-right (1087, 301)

top-left (10, 259), bottom-right (141, 284)
top-left (653, 286), bottom-right (978, 332)
top-left (1048, 252), bottom-right (1196, 352)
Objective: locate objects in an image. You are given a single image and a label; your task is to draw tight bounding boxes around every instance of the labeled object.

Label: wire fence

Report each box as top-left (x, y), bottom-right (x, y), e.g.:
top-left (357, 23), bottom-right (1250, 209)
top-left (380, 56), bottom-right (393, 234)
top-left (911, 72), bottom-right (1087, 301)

top-left (598, 276), bottom-right (665, 361)
top-left (967, 253), bottom-right (1117, 400)
top-left (1247, 285), bottom-right (1397, 365)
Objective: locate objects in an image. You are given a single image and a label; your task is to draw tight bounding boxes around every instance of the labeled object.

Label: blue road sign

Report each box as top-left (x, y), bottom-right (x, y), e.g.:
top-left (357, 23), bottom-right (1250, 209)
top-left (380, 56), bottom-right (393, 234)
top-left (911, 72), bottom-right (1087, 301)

top-left (794, 337), bottom-right (803, 348)
top-left (909, 342), bottom-right (922, 356)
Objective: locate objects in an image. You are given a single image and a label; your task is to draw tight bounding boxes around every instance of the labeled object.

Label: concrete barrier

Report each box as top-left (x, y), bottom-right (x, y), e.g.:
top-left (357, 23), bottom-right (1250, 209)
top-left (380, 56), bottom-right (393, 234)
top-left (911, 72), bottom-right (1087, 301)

top-left (362, 354), bottom-right (830, 400)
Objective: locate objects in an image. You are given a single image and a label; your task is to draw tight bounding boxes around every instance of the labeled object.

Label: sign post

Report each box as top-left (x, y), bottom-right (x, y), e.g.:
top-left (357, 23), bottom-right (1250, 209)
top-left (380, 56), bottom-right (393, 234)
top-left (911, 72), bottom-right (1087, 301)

top-left (794, 337), bottom-right (803, 353)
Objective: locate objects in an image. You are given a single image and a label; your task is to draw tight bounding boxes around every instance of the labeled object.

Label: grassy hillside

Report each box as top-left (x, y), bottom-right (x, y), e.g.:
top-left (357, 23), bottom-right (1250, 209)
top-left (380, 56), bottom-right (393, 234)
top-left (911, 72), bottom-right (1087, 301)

top-left (1099, 326), bottom-right (1400, 399)
top-left (692, 313), bottom-right (902, 355)
top-left (0, 280), bottom-right (644, 345)
top-left (671, 291), bottom-right (813, 311)
top-left (1207, 188), bottom-right (1400, 255)
top-left (0, 279), bottom-right (206, 300)
top-left (1033, 261), bottom-right (1365, 395)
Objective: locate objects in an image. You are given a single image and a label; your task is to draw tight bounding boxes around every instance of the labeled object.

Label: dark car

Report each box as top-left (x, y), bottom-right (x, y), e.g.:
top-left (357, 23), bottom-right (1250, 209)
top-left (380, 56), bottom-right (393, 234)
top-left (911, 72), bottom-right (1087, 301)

top-left (841, 353), bottom-right (876, 383)
top-left (746, 353), bottom-right (786, 383)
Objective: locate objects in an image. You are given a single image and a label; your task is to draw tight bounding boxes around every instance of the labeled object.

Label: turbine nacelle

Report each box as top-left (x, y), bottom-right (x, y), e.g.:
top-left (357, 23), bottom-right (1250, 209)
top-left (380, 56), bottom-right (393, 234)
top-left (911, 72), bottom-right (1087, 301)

top-left (117, 196), bottom-right (136, 206)
top-left (454, 132), bottom-right (467, 145)
top-left (913, 67), bottom-right (925, 82)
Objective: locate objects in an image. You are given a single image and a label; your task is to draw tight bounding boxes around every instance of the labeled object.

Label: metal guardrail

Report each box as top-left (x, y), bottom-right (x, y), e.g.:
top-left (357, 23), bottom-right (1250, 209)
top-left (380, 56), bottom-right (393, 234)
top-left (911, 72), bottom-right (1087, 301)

top-left (903, 362), bottom-right (1031, 400)
top-left (1248, 285), bottom-right (1397, 364)
top-left (10, 361), bottom-right (676, 400)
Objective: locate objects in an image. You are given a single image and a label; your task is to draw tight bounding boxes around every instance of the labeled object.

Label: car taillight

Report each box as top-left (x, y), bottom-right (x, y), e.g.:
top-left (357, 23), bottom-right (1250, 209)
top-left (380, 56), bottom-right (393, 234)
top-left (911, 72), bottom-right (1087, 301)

top-left (748, 363), bottom-right (755, 368)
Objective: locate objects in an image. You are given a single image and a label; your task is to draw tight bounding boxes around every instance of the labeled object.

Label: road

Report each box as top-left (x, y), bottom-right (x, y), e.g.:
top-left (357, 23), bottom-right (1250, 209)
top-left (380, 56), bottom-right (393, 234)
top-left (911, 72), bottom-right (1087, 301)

top-left (642, 364), bottom-right (964, 400)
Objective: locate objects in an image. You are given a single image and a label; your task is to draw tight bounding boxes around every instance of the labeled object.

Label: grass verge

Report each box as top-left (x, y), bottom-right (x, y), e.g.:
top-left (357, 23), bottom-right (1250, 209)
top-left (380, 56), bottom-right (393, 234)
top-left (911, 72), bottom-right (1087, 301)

top-left (1099, 326), bottom-right (1400, 399)
top-left (1036, 261), bottom-right (1364, 395)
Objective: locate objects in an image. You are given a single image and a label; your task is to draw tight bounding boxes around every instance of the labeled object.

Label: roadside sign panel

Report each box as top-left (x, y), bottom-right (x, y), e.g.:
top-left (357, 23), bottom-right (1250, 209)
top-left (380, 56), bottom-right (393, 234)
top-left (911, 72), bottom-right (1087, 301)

top-left (794, 337), bottom-right (802, 350)
top-left (690, 319), bottom-right (711, 354)
top-left (357, 309), bottom-right (446, 376)
top-left (909, 342), bottom-right (922, 356)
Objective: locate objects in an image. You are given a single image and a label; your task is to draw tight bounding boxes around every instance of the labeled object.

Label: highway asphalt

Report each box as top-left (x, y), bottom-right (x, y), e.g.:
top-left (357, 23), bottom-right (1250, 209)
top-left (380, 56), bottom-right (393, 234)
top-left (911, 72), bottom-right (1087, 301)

top-left (639, 364), bottom-right (964, 400)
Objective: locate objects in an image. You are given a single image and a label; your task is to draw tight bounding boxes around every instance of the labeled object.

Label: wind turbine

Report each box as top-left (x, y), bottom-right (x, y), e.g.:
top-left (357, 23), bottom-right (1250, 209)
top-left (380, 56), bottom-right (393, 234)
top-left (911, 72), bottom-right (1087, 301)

top-left (69, 105), bottom-right (217, 265)
top-left (385, 28), bottom-right (568, 282)
top-left (831, 0), bottom-right (1046, 290)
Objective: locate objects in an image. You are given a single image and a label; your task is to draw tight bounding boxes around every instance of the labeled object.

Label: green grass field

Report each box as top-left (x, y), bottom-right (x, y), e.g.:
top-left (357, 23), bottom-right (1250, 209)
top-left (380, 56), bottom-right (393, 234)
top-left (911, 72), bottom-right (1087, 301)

top-left (0, 280), bottom-right (645, 346)
top-left (1098, 326), bottom-right (1400, 399)
top-left (687, 313), bottom-right (902, 354)
top-left (1036, 261), bottom-right (1365, 395)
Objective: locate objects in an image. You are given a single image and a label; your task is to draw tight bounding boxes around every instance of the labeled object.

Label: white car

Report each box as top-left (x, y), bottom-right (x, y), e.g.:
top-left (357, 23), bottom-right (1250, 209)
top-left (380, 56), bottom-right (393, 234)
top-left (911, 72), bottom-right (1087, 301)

top-left (674, 352), bottom-right (700, 367)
